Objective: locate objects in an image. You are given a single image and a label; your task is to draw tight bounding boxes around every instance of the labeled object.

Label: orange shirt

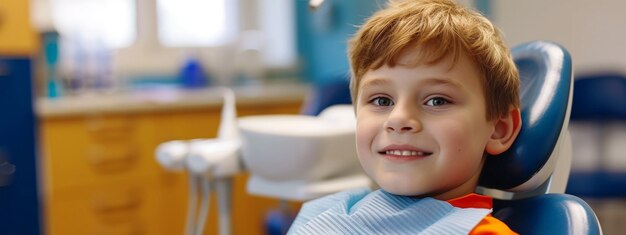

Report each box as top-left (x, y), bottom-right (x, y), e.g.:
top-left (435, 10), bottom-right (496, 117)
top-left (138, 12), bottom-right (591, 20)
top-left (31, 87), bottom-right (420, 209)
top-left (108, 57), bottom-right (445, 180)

top-left (447, 194), bottom-right (518, 235)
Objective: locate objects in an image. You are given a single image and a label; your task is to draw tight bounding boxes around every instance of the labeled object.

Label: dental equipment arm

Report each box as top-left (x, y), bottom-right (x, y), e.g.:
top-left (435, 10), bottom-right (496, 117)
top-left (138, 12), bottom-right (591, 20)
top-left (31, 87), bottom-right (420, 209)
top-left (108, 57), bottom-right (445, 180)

top-left (186, 139), bottom-right (240, 235)
top-left (155, 140), bottom-right (198, 235)
top-left (155, 87), bottom-right (241, 235)
top-left (155, 141), bottom-right (188, 172)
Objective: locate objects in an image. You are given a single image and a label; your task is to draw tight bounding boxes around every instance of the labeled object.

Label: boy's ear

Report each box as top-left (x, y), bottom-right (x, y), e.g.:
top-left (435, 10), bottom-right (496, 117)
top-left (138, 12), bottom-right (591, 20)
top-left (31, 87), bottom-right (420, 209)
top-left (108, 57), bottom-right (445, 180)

top-left (486, 107), bottom-right (522, 155)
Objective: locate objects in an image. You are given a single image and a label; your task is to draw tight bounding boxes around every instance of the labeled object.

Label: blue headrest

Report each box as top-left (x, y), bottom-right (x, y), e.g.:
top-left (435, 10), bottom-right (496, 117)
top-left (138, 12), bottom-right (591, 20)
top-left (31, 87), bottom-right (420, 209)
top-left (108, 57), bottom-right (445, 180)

top-left (479, 41), bottom-right (572, 191)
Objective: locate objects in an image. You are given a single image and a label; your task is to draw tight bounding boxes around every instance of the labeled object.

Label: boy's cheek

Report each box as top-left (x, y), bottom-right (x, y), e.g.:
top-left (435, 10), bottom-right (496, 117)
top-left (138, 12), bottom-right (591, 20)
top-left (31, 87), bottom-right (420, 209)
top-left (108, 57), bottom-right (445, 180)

top-left (356, 129), bottom-right (381, 161)
top-left (355, 118), bottom-right (375, 137)
top-left (355, 122), bottom-right (373, 147)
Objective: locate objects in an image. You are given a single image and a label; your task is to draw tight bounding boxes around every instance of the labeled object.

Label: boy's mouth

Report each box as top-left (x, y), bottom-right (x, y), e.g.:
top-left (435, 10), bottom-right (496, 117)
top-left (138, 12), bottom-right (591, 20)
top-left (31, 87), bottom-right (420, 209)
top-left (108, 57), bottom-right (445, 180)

top-left (379, 150), bottom-right (432, 156)
top-left (378, 144), bottom-right (433, 157)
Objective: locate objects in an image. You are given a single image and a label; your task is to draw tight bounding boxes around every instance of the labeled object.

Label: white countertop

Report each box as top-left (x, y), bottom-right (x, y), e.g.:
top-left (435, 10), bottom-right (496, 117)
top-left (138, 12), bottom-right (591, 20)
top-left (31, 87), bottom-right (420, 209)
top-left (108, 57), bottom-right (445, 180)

top-left (36, 83), bottom-right (311, 118)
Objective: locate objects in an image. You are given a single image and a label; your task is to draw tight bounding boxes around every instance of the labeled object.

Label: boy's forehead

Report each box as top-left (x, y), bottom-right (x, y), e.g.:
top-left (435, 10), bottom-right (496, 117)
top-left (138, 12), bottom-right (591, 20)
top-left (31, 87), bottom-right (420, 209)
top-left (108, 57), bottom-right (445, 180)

top-left (358, 47), bottom-right (484, 91)
top-left (395, 46), bottom-right (459, 69)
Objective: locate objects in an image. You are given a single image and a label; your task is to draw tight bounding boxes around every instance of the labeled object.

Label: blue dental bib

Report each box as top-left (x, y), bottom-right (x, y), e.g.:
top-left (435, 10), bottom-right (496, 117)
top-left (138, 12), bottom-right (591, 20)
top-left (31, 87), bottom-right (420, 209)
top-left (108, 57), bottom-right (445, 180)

top-left (288, 189), bottom-right (491, 235)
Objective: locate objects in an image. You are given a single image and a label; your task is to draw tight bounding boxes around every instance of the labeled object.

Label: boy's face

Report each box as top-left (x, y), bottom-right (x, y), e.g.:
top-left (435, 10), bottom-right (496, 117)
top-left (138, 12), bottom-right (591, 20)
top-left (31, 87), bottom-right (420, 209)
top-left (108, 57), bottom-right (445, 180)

top-left (355, 47), bottom-right (496, 200)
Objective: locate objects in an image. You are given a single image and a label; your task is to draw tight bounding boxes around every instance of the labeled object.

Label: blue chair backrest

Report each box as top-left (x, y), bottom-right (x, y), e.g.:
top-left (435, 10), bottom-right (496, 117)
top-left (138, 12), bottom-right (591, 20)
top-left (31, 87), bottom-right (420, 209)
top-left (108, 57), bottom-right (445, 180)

top-left (479, 41), bottom-right (572, 192)
top-left (300, 75), bottom-right (352, 116)
top-left (478, 41), bottom-right (601, 234)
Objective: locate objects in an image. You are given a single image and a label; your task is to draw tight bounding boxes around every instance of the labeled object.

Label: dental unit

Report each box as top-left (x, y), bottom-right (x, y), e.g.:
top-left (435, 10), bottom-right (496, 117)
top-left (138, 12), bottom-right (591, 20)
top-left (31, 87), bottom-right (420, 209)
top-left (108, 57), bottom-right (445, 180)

top-left (155, 87), bottom-right (370, 234)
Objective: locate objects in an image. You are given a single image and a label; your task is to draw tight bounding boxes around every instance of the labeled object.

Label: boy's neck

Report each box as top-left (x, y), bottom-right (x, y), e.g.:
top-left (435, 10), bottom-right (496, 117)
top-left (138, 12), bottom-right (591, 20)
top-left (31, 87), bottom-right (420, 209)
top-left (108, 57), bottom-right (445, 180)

top-left (429, 166), bottom-right (482, 201)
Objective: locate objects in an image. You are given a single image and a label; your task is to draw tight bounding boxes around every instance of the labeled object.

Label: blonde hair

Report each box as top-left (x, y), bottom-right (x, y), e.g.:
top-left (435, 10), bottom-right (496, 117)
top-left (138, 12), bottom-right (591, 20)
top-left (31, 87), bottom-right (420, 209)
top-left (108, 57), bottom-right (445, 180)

top-left (348, 0), bottom-right (519, 120)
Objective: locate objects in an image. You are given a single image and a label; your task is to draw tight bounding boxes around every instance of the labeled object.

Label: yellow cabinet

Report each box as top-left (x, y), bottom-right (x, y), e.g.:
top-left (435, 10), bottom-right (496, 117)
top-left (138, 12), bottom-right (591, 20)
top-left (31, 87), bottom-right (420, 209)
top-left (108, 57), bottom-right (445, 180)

top-left (0, 0), bottom-right (37, 55)
top-left (40, 98), bottom-right (305, 235)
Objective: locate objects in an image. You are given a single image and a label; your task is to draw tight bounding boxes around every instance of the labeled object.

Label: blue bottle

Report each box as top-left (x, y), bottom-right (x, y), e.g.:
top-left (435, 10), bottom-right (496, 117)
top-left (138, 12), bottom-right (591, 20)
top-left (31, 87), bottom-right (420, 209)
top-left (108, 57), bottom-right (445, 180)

top-left (179, 57), bottom-right (210, 88)
top-left (43, 31), bottom-right (62, 98)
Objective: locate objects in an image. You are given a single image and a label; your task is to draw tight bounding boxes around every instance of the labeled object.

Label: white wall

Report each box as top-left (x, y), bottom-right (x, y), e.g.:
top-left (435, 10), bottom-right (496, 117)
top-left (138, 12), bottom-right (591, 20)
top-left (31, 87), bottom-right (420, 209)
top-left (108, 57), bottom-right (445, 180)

top-left (492, 0), bottom-right (626, 75)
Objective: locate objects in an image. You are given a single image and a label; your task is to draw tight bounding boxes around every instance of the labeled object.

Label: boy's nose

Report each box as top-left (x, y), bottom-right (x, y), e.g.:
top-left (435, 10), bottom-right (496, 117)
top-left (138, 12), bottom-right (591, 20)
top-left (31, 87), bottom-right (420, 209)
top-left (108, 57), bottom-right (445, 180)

top-left (384, 107), bottom-right (421, 133)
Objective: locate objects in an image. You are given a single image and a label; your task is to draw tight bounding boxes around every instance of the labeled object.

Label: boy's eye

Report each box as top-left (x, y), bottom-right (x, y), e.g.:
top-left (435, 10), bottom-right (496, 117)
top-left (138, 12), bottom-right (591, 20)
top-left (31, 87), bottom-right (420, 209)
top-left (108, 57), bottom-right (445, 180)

top-left (425, 97), bottom-right (449, 106)
top-left (371, 97), bottom-right (394, 106)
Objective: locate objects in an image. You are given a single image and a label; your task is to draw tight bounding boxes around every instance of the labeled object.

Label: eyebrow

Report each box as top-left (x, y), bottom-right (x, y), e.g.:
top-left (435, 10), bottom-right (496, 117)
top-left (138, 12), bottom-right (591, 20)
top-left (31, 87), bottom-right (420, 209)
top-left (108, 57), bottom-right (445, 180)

top-left (359, 77), bottom-right (393, 91)
top-left (421, 77), bottom-right (464, 89)
top-left (360, 76), bottom-right (464, 91)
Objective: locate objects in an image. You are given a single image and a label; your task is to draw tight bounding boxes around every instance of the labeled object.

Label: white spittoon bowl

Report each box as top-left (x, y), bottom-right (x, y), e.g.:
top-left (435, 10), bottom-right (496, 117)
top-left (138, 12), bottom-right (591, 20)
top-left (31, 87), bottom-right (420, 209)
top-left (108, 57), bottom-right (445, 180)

top-left (238, 105), bottom-right (360, 182)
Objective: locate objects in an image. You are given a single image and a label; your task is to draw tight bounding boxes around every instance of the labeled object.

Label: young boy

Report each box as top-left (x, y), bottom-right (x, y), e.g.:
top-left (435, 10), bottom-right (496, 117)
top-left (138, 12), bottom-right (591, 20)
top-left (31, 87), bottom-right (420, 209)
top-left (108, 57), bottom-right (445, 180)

top-left (288, 0), bottom-right (521, 234)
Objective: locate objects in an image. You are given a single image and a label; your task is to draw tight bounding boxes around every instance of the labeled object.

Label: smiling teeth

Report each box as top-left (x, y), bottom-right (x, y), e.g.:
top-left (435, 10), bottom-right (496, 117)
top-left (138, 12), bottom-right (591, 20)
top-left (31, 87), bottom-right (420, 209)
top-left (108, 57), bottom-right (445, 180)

top-left (385, 150), bottom-right (428, 156)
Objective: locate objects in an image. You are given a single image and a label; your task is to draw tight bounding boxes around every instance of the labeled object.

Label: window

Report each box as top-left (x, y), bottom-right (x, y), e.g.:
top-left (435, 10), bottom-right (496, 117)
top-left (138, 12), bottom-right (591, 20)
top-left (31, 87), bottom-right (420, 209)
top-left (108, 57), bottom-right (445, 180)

top-left (258, 0), bottom-right (295, 68)
top-left (156, 0), bottom-right (238, 47)
top-left (44, 0), bottom-right (296, 77)
top-left (51, 0), bottom-right (135, 48)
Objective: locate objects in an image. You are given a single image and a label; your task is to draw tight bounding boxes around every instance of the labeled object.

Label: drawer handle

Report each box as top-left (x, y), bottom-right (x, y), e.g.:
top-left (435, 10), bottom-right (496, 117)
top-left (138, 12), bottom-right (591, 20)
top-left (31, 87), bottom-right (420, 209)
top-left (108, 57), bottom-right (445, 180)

top-left (87, 123), bottom-right (133, 135)
top-left (88, 145), bottom-right (137, 172)
top-left (85, 116), bottom-right (134, 138)
top-left (92, 189), bottom-right (140, 213)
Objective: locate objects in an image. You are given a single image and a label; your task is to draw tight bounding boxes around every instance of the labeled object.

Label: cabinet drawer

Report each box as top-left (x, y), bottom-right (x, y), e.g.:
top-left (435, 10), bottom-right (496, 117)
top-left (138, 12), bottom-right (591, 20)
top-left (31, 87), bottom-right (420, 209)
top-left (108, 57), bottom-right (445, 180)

top-left (46, 174), bottom-right (191, 235)
top-left (41, 114), bottom-right (159, 191)
top-left (46, 178), bottom-right (148, 235)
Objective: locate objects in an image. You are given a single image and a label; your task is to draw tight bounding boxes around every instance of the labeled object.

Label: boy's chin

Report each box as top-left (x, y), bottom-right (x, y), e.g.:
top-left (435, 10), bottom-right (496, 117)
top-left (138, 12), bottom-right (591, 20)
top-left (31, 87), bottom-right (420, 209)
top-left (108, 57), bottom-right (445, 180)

top-left (377, 181), bottom-right (427, 196)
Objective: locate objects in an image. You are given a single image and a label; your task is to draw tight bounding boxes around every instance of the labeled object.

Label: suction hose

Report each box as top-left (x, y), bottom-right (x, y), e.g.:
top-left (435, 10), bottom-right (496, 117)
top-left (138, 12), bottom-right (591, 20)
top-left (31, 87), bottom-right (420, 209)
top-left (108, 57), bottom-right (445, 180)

top-left (187, 87), bottom-right (240, 235)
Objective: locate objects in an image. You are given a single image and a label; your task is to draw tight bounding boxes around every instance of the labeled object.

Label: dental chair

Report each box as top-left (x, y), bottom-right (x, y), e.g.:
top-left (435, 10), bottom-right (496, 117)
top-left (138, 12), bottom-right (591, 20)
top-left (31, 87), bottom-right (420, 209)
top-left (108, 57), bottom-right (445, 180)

top-left (477, 41), bottom-right (602, 234)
